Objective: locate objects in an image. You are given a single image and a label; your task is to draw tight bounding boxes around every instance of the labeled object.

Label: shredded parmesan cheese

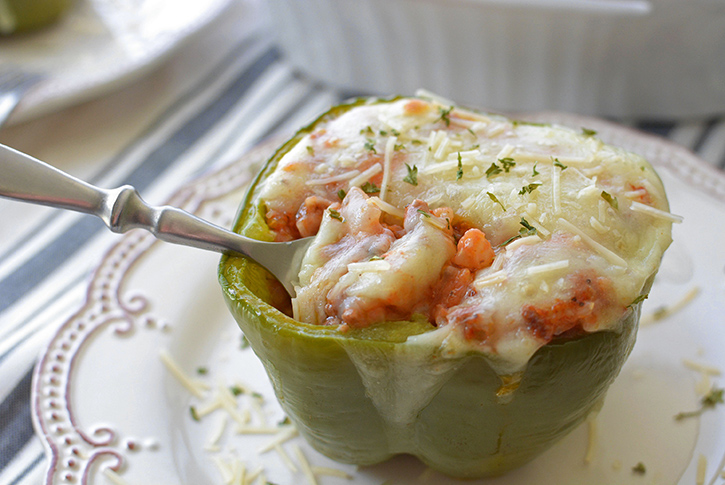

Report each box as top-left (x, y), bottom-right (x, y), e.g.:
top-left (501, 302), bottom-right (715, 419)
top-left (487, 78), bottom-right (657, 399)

top-left (551, 162), bottom-right (561, 215)
top-left (368, 197), bottom-right (405, 219)
top-left (159, 349), bottom-right (208, 398)
top-left (640, 286), bottom-right (700, 326)
top-left (347, 260), bottom-right (392, 272)
top-left (697, 454), bottom-right (707, 485)
top-left (379, 136), bottom-right (396, 201)
top-left (348, 163), bottom-right (382, 188)
top-left (311, 466), bottom-right (354, 479)
top-left (506, 235), bottom-right (541, 252)
top-left (305, 170), bottom-right (360, 186)
top-left (682, 359), bottom-right (722, 377)
top-left (558, 218), bottom-right (627, 267)
top-left (294, 445), bottom-right (319, 485)
top-left (258, 426), bottom-right (299, 453)
top-left (212, 456), bottom-right (235, 484)
top-left (629, 201), bottom-right (684, 223)
top-left (496, 144), bottom-right (515, 159)
top-left (474, 270), bottom-right (507, 289)
top-left (275, 444), bottom-right (298, 472)
top-left (205, 415), bottom-right (228, 452)
top-left (589, 216), bottom-right (608, 234)
top-left (527, 260), bottom-right (570, 276)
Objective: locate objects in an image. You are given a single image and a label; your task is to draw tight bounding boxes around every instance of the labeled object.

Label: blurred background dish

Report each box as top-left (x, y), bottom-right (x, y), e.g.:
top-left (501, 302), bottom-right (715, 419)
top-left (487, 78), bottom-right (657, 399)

top-left (266, 0), bottom-right (725, 118)
top-left (0, 0), bottom-right (231, 124)
top-left (0, 0), bottom-right (75, 35)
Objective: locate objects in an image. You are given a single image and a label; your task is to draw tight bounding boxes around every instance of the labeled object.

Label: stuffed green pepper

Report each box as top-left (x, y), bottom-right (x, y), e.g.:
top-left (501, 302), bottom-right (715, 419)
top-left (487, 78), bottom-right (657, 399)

top-left (219, 95), bottom-right (675, 478)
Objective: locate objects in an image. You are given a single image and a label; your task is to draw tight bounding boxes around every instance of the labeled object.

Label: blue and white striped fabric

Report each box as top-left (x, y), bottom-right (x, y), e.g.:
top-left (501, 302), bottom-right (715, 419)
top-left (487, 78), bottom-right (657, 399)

top-left (1, 4), bottom-right (725, 484)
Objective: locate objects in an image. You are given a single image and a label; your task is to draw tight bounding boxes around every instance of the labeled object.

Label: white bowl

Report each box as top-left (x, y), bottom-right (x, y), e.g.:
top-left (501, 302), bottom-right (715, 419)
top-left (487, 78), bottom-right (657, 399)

top-left (265, 0), bottom-right (725, 118)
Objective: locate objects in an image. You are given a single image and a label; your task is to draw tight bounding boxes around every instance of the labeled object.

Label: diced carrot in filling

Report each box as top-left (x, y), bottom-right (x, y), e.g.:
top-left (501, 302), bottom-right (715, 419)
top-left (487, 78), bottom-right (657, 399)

top-left (521, 274), bottom-right (613, 341)
top-left (452, 228), bottom-right (495, 271)
top-left (403, 99), bottom-right (431, 115)
top-left (627, 183), bottom-right (652, 204)
top-left (295, 196), bottom-right (333, 238)
top-left (265, 209), bottom-right (299, 242)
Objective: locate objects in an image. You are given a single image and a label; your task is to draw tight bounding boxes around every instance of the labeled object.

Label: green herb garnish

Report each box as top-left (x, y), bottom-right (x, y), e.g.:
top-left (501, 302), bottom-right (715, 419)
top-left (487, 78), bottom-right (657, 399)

top-left (306, 146), bottom-right (314, 156)
top-left (364, 138), bottom-right (377, 153)
top-left (601, 191), bottom-right (619, 210)
top-left (230, 385), bottom-right (244, 396)
top-left (403, 164), bottom-right (418, 186)
top-left (501, 218), bottom-right (538, 246)
top-left (632, 462), bottom-right (646, 475)
top-left (456, 152), bottom-right (463, 180)
top-left (499, 157), bottom-right (516, 172)
top-left (329, 209), bottom-right (344, 221)
top-left (675, 387), bottom-right (724, 421)
top-left (360, 126), bottom-right (374, 136)
top-left (417, 209), bottom-right (431, 218)
top-left (485, 162), bottom-right (502, 178)
top-left (190, 406), bottom-right (200, 421)
top-left (361, 181), bottom-right (380, 194)
top-left (487, 192), bottom-right (506, 211)
top-left (438, 106), bottom-right (453, 126)
top-left (519, 182), bottom-right (542, 195)
top-left (337, 189), bottom-right (346, 200)
top-left (519, 217), bottom-right (537, 237)
top-left (582, 127), bottom-right (597, 137)
top-left (532, 162), bottom-right (540, 177)
top-left (196, 367), bottom-right (208, 375)
top-left (394, 143), bottom-right (405, 151)
top-left (553, 157), bottom-right (568, 170)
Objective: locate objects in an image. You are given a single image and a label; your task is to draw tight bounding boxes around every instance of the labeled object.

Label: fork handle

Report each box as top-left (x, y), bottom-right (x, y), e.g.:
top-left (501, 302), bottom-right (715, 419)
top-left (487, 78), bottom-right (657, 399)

top-left (0, 143), bottom-right (250, 255)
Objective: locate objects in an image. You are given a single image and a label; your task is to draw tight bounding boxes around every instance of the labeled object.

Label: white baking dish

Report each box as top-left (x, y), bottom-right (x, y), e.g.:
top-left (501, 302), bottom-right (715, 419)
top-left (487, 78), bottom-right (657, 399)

top-left (265, 0), bottom-right (725, 118)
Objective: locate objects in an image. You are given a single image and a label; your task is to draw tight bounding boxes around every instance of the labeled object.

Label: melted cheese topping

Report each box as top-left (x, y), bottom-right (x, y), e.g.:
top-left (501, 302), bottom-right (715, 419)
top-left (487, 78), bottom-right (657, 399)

top-left (255, 96), bottom-right (675, 370)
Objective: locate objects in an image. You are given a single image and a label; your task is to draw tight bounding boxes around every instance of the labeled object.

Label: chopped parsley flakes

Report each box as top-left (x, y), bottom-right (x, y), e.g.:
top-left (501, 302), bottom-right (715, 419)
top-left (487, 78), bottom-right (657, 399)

top-left (499, 157), bottom-right (516, 172)
top-left (486, 162), bottom-right (502, 178)
top-left (487, 192), bottom-right (506, 212)
top-left (675, 387), bottom-right (724, 421)
top-left (601, 191), bottom-right (619, 210)
top-left (456, 152), bottom-right (463, 180)
top-left (553, 157), bottom-right (568, 170)
top-left (364, 138), bottom-right (377, 153)
top-left (501, 217), bottom-right (538, 246)
top-left (519, 182), bottom-right (542, 195)
top-left (438, 106), bottom-right (453, 126)
top-left (361, 181), bottom-right (380, 194)
top-left (403, 164), bottom-right (418, 186)
top-left (329, 209), bottom-right (344, 221)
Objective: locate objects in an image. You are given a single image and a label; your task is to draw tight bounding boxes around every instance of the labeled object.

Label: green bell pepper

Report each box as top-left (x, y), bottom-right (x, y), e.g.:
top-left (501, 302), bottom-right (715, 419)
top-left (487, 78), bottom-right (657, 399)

top-left (0, 0), bottom-right (73, 35)
top-left (218, 97), bottom-right (656, 478)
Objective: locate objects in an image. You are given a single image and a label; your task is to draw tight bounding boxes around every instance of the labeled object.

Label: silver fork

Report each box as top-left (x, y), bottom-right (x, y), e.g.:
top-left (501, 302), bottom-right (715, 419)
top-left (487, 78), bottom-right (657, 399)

top-left (0, 143), bottom-right (313, 296)
top-left (0, 65), bottom-right (45, 127)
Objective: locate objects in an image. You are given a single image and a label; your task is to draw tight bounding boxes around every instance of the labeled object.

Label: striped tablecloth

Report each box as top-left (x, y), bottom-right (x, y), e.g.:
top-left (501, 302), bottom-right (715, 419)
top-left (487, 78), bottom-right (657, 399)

top-left (1, 1), bottom-right (724, 483)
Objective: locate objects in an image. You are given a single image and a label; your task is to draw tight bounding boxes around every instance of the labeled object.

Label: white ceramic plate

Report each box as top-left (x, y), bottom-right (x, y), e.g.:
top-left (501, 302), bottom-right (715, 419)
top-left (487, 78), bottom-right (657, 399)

top-left (1, 0), bottom-right (230, 124)
top-left (32, 117), bottom-right (725, 485)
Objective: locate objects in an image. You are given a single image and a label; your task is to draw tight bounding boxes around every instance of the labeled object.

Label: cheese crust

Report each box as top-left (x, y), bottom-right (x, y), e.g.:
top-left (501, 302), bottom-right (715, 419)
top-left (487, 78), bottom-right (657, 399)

top-left (255, 96), bottom-right (674, 370)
